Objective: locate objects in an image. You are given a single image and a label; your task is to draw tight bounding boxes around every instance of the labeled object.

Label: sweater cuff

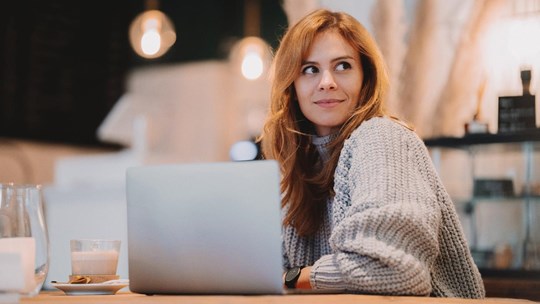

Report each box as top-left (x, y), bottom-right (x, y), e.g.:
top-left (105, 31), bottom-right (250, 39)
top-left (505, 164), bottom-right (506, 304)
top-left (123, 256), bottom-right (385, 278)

top-left (310, 254), bottom-right (347, 290)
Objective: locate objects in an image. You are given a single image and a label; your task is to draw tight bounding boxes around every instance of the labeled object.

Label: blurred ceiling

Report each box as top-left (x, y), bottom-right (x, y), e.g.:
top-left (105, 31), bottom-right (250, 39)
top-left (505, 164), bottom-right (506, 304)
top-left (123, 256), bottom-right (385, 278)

top-left (0, 0), bottom-right (287, 147)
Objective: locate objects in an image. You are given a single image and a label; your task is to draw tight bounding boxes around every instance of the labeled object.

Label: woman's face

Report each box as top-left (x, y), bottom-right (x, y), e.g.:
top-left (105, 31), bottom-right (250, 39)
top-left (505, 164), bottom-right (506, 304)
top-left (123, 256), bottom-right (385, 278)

top-left (293, 30), bottom-right (363, 136)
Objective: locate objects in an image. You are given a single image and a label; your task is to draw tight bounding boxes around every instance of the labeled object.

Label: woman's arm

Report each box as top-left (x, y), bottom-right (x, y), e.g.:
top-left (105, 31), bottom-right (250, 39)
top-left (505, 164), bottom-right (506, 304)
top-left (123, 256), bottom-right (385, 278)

top-left (310, 118), bottom-right (442, 295)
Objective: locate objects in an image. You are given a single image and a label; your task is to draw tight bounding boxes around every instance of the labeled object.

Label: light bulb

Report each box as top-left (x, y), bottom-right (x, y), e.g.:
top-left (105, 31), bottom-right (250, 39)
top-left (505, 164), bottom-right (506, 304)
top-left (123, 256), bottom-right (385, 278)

top-left (241, 52), bottom-right (264, 80)
top-left (141, 29), bottom-right (161, 55)
top-left (129, 10), bottom-right (176, 59)
top-left (230, 36), bottom-right (271, 81)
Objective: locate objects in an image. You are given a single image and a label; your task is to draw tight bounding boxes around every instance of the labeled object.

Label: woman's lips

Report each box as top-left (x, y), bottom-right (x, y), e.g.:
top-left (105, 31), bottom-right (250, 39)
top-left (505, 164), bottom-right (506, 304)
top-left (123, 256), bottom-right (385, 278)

top-left (314, 99), bottom-right (343, 108)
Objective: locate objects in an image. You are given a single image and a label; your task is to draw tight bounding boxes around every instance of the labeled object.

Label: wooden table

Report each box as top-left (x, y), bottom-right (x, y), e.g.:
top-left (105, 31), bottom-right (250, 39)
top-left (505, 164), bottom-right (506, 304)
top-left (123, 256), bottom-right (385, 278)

top-left (21, 291), bottom-right (536, 304)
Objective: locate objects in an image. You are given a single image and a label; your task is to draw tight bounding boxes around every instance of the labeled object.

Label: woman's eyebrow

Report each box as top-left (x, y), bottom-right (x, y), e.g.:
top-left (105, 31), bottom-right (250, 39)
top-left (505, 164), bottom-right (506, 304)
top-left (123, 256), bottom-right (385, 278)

top-left (301, 60), bottom-right (317, 66)
top-left (301, 55), bottom-right (356, 66)
top-left (331, 55), bottom-right (355, 62)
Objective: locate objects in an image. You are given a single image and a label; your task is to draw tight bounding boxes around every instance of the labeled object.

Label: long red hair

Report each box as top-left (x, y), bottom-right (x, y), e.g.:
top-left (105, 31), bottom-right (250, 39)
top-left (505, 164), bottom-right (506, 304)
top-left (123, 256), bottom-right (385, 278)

top-left (260, 9), bottom-right (389, 236)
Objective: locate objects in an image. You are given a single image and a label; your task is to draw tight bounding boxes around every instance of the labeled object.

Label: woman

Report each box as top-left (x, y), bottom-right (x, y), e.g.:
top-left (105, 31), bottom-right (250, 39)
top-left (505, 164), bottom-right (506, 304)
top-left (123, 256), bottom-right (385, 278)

top-left (260, 9), bottom-right (485, 298)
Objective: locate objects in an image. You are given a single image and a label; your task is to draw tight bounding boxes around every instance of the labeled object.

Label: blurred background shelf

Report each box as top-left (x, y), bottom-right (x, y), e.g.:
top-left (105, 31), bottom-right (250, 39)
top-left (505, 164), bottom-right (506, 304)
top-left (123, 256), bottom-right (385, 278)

top-left (424, 129), bottom-right (540, 148)
top-left (425, 131), bottom-right (540, 295)
top-left (480, 268), bottom-right (540, 301)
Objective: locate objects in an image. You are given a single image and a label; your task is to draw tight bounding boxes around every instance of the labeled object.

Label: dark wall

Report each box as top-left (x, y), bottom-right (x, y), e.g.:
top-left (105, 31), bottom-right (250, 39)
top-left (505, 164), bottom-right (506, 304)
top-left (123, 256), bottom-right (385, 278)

top-left (0, 0), bottom-right (287, 147)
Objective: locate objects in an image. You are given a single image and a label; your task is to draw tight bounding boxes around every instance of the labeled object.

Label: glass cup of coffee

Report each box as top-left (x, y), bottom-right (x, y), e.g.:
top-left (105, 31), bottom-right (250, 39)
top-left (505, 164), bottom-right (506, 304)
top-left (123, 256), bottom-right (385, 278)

top-left (69, 239), bottom-right (121, 284)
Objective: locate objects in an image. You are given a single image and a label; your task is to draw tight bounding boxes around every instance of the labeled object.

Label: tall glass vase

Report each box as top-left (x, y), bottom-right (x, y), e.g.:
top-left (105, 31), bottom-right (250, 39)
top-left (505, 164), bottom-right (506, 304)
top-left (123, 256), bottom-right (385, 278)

top-left (0, 183), bottom-right (49, 297)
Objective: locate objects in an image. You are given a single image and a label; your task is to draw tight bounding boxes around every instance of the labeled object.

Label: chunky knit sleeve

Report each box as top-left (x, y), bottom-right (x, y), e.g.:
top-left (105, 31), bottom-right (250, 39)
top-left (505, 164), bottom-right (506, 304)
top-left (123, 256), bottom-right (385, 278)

top-left (310, 118), bottom-right (444, 295)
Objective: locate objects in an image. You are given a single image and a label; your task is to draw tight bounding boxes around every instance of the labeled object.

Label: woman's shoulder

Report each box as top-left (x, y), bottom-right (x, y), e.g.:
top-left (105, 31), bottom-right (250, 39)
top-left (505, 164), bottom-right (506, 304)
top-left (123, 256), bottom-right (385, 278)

top-left (349, 116), bottom-right (418, 143)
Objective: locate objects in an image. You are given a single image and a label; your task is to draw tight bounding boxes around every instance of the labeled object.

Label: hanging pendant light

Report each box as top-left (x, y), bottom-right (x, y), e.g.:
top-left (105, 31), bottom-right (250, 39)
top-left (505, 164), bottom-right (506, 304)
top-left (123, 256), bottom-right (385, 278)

top-left (232, 0), bottom-right (270, 80)
top-left (237, 36), bottom-right (269, 80)
top-left (129, 0), bottom-right (176, 59)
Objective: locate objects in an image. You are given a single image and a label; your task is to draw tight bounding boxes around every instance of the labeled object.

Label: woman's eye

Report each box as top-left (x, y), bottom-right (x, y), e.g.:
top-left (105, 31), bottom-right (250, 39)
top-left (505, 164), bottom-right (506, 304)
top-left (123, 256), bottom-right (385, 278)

top-left (336, 62), bottom-right (352, 71)
top-left (302, 66), bottom-right (319, 75)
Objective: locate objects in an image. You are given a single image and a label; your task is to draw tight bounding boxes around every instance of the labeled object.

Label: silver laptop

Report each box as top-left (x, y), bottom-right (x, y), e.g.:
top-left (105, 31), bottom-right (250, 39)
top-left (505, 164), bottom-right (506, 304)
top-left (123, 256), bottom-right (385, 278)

top-left (126, 160), bottom-right (284, 295)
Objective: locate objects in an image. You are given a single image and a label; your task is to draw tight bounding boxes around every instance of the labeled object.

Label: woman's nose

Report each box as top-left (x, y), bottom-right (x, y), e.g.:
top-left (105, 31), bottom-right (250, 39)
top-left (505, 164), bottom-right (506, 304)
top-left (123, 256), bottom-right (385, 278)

top-left (318, 70), bottom-right (337, 91)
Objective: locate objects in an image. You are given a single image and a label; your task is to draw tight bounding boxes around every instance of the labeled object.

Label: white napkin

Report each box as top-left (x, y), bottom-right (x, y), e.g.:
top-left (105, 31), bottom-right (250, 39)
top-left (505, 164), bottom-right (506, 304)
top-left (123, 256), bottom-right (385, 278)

top-left (0, 252), bottom-right (23, 304)
top-left (0, 238), bottom-right (35, 294)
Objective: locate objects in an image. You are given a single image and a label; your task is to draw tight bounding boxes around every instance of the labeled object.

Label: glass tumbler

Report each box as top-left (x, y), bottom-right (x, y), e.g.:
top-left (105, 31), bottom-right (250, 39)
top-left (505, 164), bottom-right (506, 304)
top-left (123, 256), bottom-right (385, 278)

top-left (0, 183), bottom-right (49, 297)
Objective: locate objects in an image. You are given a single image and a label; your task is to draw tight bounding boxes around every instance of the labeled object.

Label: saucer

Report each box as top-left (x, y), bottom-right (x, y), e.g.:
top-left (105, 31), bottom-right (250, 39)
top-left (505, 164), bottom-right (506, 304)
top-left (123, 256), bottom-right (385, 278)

top-left (51, 281), bottom-right (128, 296)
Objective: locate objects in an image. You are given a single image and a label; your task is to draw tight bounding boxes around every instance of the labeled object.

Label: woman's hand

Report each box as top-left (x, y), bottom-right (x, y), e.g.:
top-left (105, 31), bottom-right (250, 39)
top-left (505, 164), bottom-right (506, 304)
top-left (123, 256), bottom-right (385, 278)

top-left (296, 266), bottom-right (312, 289)
top-left (283, 266), bottom-right (313, 290)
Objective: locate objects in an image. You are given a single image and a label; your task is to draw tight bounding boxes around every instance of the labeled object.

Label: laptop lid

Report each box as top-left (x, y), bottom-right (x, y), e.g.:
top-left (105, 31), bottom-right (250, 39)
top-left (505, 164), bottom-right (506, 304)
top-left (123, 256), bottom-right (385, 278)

top-left (126, 160), bottom-right (283, 295)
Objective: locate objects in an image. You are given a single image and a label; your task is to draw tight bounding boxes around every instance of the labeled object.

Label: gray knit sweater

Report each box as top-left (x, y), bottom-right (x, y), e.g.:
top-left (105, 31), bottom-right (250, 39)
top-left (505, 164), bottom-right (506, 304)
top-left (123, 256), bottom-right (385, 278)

top-left (282, 117), bottom-right (485, 298)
